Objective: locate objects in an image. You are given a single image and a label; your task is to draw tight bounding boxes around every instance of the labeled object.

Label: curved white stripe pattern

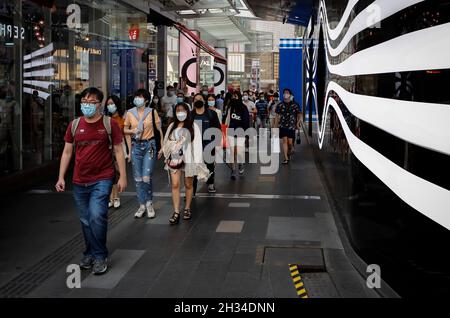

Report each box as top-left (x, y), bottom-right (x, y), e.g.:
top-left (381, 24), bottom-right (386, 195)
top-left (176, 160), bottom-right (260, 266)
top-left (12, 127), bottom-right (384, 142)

top-left (321, 82), bottom-right (450, 156)
top-left (307, 0), bottom-right (450, 230)
top-left (324, 0), bottom-right (359, 41)
top-left (324, 0), bottom-right (424, 57)
top-left (327, 97), bottom-right (450, 231)
top-left (326, 22), bottom-right (450, 76)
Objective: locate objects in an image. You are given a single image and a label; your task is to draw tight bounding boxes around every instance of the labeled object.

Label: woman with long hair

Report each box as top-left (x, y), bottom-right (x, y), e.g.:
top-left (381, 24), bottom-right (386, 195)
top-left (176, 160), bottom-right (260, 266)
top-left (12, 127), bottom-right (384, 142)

top-left (162, 102), bottom-right (209, 224)
top-left (104, 95), bottom-right (126, 209)
top-left (124, 89), bottom-right (164, 219)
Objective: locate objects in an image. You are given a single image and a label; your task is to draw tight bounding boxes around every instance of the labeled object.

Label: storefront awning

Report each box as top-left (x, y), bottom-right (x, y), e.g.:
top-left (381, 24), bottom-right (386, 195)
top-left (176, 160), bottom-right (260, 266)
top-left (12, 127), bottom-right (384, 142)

top-left (174, 23), bottom-right (227, 65)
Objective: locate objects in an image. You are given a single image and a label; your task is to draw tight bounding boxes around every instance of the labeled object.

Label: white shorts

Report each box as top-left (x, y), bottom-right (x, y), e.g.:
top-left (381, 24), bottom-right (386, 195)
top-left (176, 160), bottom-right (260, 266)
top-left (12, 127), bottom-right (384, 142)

top-left (227, 135), bottom-right (246, 148)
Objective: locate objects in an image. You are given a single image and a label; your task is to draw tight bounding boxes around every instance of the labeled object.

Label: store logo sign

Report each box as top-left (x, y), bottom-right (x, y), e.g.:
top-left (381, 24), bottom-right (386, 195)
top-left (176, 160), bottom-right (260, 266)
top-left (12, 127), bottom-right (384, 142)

top-left (74, 45), bottom-right (102, 56)
top-left (67, 4), bottom-right (81, 29)
top-left (129, 28), bottom-right (140, 41)
top-left (0, 23), bottom-right (25, 40)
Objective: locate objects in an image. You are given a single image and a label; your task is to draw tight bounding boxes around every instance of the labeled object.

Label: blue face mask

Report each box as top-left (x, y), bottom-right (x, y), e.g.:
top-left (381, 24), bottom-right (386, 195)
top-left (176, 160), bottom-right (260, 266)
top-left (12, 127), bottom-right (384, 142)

top-left (81, 103), bottom-right (97, 118)
top-left (208, 101), bottom-right (215, 107)
top-left (134, 97), bottom-right (145, 108)
top-left (107, 104), bottom-right (117, 114)
top-left (176, 97), bottom-right (184, 104)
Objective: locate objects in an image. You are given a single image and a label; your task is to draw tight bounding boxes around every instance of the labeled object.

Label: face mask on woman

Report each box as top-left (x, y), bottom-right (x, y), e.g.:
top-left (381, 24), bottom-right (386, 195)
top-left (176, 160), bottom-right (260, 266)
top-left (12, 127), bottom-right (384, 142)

top-left (134, 97), bottom-right (145, 108)
top-left (284, 94), bottom-right (291, 101)
top-left (81, 103), bottom-right (97, 118)
top-left (243, 95), bottom-right (249, 101)
top-left (207, 101), bottom-right (215, 107)
top-left (176, 97), bottom-right (184, 104)
top-left (176, 111), bottom-right (187, 122)
top-left (107, 103), bottom-right (117, 114)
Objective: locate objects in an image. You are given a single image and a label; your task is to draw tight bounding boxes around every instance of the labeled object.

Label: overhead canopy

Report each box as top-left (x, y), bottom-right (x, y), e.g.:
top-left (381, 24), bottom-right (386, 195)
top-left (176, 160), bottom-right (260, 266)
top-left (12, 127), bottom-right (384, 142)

top-left (174, 23), bottom-right (227, 65)
top-left (246, 0), bottom-right (313, 26)
top-left (194, 17), bottom-right (251, 42)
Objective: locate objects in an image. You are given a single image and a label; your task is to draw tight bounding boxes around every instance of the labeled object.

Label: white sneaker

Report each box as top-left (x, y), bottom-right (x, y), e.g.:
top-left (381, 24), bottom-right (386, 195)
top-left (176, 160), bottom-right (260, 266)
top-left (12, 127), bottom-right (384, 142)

top-left (134, 206), bottom-right (146, 218)
top-left (108, 201), bottom-right (113, 208)
top-left (113, 198), bottom-right (121, 209)
top-left (146, 201), bottom-right (156, 219)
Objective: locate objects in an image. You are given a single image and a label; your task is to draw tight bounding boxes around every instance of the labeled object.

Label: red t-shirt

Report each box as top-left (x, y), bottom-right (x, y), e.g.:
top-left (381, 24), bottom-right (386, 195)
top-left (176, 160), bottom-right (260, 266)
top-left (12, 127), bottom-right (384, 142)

top-left (64, 116), bottom-right (123, 185)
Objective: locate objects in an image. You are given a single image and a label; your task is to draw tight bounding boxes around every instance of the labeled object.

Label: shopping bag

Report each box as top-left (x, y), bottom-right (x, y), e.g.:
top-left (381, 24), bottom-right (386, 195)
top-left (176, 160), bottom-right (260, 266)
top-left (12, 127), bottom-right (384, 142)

top-left (221, 124), bottom-right (228, 149)
top-left (296, 129), bottom-right (302, 145)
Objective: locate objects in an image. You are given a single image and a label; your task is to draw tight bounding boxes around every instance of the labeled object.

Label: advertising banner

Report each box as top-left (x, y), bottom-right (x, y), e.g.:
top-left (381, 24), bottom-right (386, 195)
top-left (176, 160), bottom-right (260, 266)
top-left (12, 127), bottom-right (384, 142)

top-left (179, 29), bottom-right (200, 95)
top-left (214, 47), bottom-right (227, 94)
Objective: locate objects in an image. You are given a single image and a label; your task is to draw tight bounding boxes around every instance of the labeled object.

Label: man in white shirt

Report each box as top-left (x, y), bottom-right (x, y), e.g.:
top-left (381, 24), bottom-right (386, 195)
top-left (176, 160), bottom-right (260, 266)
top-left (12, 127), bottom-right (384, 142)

top-left (242, 91), bottom-right (256, 128)
top-left (161, 85), bottom-right (177, 129)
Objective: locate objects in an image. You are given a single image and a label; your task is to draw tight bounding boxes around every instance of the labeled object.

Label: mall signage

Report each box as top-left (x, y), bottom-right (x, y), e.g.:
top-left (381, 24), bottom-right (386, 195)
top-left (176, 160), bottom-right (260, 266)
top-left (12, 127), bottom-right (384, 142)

top-left (0, 23), bottom-right (25, 40)
top-left (129, 28), bottom-right (140, 41)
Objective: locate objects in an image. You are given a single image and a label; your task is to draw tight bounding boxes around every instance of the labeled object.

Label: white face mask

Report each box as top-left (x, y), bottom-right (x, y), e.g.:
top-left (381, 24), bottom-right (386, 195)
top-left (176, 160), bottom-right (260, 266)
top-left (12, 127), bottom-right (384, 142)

top-left (243, 95), bottom-right (249, 101)
top-left (176, 111), bottom-right (187, 122)
top-left (284, 94), bottom-right (291, 101)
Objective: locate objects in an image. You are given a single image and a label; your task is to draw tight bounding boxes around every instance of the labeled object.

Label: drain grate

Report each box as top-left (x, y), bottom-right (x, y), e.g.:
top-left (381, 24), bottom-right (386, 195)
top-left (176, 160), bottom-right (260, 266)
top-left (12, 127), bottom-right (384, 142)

top-left (0, 200), bottom-right (136, 298)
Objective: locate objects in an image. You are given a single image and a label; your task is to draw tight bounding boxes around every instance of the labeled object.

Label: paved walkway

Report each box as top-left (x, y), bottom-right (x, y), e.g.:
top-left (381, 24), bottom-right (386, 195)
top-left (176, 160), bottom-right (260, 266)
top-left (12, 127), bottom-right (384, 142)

top-left (0, 139), bottom-right (380, 298)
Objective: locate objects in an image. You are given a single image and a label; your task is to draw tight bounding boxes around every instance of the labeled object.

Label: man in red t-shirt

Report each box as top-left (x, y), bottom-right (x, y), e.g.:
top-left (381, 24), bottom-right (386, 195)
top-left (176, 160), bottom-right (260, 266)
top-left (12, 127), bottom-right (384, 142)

top-left (55, 87), bottom-right (127, 275)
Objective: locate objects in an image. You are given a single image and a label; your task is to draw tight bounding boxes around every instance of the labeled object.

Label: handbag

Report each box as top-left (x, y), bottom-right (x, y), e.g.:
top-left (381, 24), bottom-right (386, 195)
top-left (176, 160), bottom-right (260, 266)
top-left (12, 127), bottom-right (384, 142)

top-left (151, 108), bottom-right (161, 151)
top-left (167, 148), bottom-right (185, 169)
top-left (296, 129), bottom-right (302, 145)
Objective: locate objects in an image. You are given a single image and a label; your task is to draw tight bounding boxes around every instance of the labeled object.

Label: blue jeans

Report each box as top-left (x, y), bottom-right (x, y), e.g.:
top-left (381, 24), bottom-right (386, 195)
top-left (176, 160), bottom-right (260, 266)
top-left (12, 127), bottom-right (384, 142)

top-left (73, 179), bottom-right (113, 260)
top-left (131, 139), bottom-right (157, 205)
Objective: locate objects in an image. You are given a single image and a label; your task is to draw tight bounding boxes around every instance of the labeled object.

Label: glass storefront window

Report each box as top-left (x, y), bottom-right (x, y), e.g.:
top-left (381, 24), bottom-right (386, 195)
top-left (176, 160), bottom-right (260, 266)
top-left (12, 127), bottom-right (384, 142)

top-left (167, 27), bottom-right (179, 86)
top-left (0, 0), bottom-right (157, 176)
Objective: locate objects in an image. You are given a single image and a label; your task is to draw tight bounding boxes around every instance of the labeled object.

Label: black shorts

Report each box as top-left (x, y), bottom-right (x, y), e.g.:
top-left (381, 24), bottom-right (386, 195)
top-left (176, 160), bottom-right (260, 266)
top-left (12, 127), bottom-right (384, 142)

top-left (280, 127), bottom-right (295, 140)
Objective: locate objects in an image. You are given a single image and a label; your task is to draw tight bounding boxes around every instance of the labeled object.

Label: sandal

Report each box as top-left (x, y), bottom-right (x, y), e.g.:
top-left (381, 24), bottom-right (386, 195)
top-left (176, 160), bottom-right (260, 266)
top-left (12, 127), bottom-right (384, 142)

top-left (183, 209), bottom-right (192, 220)
top-left (282, 159), bottom-right (289, 165)
top-left (169, 212), bottom-right (180, 225)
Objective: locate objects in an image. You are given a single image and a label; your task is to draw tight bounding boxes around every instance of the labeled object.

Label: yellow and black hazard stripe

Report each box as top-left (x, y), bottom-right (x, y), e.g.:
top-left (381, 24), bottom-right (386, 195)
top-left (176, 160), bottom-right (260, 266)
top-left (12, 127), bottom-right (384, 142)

top-left (289, 264), bottom-right (309, 298)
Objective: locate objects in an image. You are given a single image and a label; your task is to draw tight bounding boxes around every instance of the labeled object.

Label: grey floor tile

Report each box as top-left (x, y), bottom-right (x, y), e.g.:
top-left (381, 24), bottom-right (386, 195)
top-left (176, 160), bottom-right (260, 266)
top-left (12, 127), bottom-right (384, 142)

top-left (264, 265), bottom-right (298, 298)
top-left (267, 217), bottom-right (321, 241)
top-left (216, 221), bottom-right (245, 233)
top-left (219, 272), bottom-right (260, 298)
top-left (82, 250), bottom-right (145, 289)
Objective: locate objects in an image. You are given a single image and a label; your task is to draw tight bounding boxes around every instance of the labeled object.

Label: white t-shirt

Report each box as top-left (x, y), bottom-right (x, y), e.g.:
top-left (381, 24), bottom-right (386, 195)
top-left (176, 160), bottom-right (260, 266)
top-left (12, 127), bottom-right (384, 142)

top-left (212, 108), bottom-right (222, 123)
top-left (161, 95), bottom-right (177, 118)
top-left (243, 100), bottom-right (255, 114)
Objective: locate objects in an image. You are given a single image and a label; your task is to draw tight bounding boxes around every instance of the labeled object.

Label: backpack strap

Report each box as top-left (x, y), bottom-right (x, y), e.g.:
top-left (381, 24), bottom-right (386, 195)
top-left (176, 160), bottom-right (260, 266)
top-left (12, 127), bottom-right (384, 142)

top-left (103, 116), bottom-right (112, 149)
top-left (71, 117), bottom-right (81, 140)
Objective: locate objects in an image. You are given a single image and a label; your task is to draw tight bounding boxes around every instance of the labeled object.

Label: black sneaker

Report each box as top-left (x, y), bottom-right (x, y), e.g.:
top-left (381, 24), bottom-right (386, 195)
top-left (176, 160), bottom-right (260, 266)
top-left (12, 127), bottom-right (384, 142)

top-left (92, 259), bottom-right (108, 275)
top-left (208, 184), bottom-right (217, 193)
top-left (79, 255), bottom-right (94, 270)
top-left (231, 171), bottom-right (236, 180)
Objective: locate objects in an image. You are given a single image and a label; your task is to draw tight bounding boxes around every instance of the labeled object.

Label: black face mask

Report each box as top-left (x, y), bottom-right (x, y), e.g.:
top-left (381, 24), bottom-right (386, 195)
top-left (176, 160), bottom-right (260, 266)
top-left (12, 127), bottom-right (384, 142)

top-left (194, 100), bottom-right (204, 109)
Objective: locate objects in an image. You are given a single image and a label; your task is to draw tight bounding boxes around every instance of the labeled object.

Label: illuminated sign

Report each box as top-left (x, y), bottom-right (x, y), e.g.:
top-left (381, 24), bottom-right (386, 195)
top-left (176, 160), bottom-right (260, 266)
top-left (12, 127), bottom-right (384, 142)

top-left (74, 45), bottom-right (102, 56)
top-left (0, 23), bottom-right (25, 40)
top-left (129, 28), bottom-right (140, 41)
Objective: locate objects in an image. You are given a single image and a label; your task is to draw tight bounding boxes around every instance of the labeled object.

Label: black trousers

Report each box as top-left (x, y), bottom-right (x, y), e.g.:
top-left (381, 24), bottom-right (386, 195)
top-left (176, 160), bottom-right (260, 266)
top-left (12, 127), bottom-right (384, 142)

top-left (193, 162), bottom-right (215, 195)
